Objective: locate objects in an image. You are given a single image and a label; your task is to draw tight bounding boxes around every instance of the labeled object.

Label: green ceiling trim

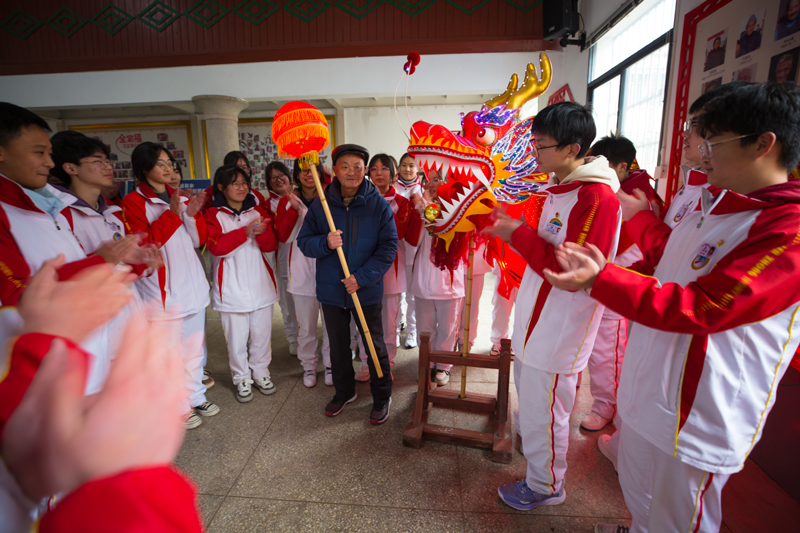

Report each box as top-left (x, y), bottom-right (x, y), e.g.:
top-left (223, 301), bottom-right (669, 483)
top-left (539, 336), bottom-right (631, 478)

top-left (282, 0), bottom-right (331, 23)
top-left (334, 0), bottom-right (384, 19)
top-left (46, 7), bottom-right (87, 37)
top-left (387, 0), bottom-right (438, 17)
top-left (2, 9), bottom-right (43, 40)
top-left (185, 0), bottom-right (229, 28)
top-left (234, 0), bottom-right (279, 24)
top-left (444, 0), bottom-right (491, 15)
top-left (92, 3), bottom-right (134, 35)
top-left (502, 0), bottom-right (541, 13)
top-left (137, 1), bottom-right (181, 32)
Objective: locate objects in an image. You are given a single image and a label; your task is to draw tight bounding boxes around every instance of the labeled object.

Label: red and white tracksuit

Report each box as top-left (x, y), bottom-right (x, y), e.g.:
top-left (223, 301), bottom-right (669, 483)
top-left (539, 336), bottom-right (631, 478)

top-left (56, 189), bottom-right (148, 358)
top-left (0, 175), bottom-right (112, 394)
top-left (205, 196), bottom-right (279, 384)
top-left (409, 229), bottom-right (466, 370)
top-left (0, 333), bottom-right (202, 533)
top-left (268, 191), bottom-right (299, 348)
top-left (458, 241), bottom-right (492, 346)
top-left (395, 178), bottom-right (424, 337)
top-left (122, 183), bottom-right (209, 412)
top-left (356, 188), bottom-right (423, 365)
top-left (593, 182), bottom-right (800, 532)
top-left (585, 169), bottom-right (656, 421)
top-left (275, 196), bottom-right (330, 372)
top-left (490, 263), bottom-right (517, 348)
top-left (511, 158), bottom-right (621, 495)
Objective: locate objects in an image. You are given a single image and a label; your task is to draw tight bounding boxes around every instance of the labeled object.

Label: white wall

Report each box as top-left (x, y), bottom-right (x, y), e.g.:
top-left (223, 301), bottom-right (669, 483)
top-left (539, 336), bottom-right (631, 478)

top-left (343, 104), bottom-right (480, 162)
top-left (538, 45), bottom-right (591, 105)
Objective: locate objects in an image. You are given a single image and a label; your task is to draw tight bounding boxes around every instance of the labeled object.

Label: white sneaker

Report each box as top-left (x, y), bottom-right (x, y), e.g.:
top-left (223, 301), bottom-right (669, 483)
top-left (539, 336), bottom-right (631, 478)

top-left (598, 434), bottom-right (618, 472)
top-left (303, 369), bottom-right (317, 388)
top-left (324, 367), bottom-right (333, 386)
top-left (490, 345), bottom-right (500, 356)
top-left (405, 332), bottom-right (417, 349)
top-left (254, 376), bottom-right (276, 395)
top-left (581, 412), bottom-right (611, 431)
top-left (435, 370), bottom-right (450, 386)
top-left (194, 401), bottom-right (220, 417)
top-left (354, 362), bottom-right (370, 382)
top-left (237, 379), bottom-right (254, 402)
top-left (186, 411), bottom-right (202, 429)
top-left (289, 342), bottom-right (298, 356)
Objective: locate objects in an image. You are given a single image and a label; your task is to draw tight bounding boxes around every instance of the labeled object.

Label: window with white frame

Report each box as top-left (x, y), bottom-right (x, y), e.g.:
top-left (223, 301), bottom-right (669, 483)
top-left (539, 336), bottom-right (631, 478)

top-left (587, 0), bottom-right (676, 175)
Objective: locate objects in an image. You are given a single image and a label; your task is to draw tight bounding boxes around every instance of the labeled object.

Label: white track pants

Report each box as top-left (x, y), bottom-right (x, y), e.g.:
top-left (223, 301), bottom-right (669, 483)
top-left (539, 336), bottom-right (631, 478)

top-left (399, 268), bottom-right (417, 335)
top-left (277, 276), bottom-right (298, 346)
top-left (458, 273), bottom-right (485, 345)
top-left (516, 361), bottom-right (580, 495)
top-left (293, 294), bottom-right (331, 371)
top-left (221, 306), bottom-right (273, 384)
top-left (358, 293), bottom-right (401, 365)
top-left (618, 424), bottom-right (729, 533)
top-left (586, 311), bottom-right (628, 419)
top-left (490, 274), bottom-right (516, 346)
top-left (416, 297), bottom-right (461, 371)
top-left (162, 309), bottom-right (207, 412)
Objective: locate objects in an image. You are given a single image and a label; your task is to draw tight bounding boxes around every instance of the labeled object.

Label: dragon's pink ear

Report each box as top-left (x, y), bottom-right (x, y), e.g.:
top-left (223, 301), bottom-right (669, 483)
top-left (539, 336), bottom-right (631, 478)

top-left (404, 52), bottom-right (421, 75)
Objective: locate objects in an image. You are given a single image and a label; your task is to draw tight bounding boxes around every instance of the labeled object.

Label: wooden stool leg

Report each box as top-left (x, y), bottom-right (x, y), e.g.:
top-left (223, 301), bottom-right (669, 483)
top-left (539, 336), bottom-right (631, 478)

top-left (403, 332), bottom-right (433, 448)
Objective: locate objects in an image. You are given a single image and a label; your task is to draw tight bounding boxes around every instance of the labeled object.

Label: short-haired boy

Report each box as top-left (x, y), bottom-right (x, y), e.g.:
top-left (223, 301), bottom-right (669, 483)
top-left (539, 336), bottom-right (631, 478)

top-left (487, 102), bottom-right (622, 509)
top-left (546, 82), bottom-right (800, 532)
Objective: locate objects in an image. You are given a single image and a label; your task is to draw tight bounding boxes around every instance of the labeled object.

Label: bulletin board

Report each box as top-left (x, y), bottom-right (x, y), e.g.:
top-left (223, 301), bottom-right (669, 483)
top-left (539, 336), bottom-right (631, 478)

top-left (668, 0), bottom-right (790, 201)
top-left (69, 121), bottom-right (196, 182)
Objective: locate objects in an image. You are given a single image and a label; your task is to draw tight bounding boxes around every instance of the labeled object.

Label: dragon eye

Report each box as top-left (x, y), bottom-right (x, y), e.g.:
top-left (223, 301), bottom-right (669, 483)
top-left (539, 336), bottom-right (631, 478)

top-left (475, 127), bottom-right (497, 146)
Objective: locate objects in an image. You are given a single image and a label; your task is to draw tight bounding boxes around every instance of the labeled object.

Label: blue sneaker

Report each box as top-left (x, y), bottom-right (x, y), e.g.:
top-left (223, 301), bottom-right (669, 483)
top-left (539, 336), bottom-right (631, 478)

top-left (497, 480), bottom-right (566, 510)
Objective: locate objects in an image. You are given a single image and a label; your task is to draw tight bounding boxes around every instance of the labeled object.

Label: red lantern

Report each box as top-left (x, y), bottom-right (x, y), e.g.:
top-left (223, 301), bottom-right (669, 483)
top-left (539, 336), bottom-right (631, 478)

top-left (271, 101), bottom-right (330, 159)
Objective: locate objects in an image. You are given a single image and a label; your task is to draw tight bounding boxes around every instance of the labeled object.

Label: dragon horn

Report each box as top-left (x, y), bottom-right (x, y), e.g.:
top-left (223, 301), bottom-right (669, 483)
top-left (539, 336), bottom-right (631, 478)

top-left (483, 73), bottom-right (519, 109)
top-left (506, 52), bottom-right (553, 110)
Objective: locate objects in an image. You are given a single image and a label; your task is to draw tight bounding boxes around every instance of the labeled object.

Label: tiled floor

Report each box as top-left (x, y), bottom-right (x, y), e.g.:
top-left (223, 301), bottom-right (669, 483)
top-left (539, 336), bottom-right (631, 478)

top-left (178, 274), bottom-right (800, 532)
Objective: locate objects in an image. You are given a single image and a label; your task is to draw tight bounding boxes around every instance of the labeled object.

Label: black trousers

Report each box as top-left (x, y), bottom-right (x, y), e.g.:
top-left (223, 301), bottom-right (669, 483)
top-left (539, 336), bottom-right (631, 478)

top-left (321, 302), bottom-right (392, 405)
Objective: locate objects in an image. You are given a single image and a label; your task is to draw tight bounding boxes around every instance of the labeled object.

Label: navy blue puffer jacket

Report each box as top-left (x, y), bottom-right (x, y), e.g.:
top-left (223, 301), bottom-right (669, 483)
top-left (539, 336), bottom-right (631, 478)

top-left (297, 177), bottom-right (398, 308)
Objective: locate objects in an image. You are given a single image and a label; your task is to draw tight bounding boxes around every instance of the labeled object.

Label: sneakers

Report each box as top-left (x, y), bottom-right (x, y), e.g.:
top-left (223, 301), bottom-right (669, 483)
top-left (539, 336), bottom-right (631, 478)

top-left (435, 370), bottom-right (450, 386)
top-left (324, 367), bottom-right (333, 386)
top-left (237, 379), bottom-right (254, 403)
top-left (598, 434), bottom-right (618, 472)
top-left (581, 411), bottom-right (612, 431)
top-left (404, 332), bottom-right (417, 349)
top-left (354, 362), bottom-right (370, 382)
top-left (289, 342), bottom-right (298, 356)
top-left (594, 524), bottom-right (629, 533)
top-left (254, 376), bottom-right (276, 395)
top-left (400, 321), bottom-right (406, 331)
top-left (194, 401), bottom-right (220, 417)
top-left (490, 345), bottom-right (500, 356)
top-left (203, 369), bottom-right (215, 389)
top-left (369, 398), bottom-right (392, 425)
top-left (324, 393), bottom-right (357, 417)
top-left (497, 480), bottom-right (566, 510)
top-left (303, 369), bottom-right (317, 388)
top-left (186, 411), bottom-right (202, 429)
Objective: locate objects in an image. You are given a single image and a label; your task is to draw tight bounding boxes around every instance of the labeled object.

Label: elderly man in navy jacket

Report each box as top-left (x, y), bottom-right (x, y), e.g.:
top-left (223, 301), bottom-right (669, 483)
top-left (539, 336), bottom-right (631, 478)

top-left (297, 144), bottom-right (398, 424)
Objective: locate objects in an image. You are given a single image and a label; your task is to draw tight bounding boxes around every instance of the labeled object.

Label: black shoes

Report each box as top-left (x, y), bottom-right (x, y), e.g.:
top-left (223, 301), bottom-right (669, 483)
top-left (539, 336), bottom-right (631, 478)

top-left (324, 393), bottom-right (357, 417)
top-left (369, 398), bottom-right (392, 425)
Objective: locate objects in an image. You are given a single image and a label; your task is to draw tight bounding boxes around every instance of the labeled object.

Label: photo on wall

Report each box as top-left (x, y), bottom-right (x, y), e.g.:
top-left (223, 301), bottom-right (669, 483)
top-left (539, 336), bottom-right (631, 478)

top-left (731, 64), bottom-right (758, 82)
top-left (702, 76), bottom-right (723, 93)
top-left (775, 0), bottom-right (800, 41)
top-left (736, 10), bottom-right (765, 57)
top-left (705, 29), bottom-right (729, 71)
top-left (768, 46), bottom-right (800, 83)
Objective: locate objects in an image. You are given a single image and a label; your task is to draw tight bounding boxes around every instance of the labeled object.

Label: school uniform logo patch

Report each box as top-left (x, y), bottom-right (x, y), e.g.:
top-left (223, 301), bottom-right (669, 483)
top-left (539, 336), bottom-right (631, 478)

top-left (691, 242), bottom-right (717, 270)
top-left (544, 212), bottom-right (563, 235)
top-left (673, 201), bottom-right (693, 224)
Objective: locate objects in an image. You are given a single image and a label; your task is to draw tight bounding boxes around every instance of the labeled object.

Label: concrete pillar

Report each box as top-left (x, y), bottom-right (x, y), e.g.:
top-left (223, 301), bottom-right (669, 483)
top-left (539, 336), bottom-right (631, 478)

top-left (192, 95), bottom-right (248, 175)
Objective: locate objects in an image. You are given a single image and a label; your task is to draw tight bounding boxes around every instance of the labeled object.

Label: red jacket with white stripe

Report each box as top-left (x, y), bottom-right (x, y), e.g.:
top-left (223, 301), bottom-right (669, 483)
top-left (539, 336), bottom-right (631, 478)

top-left (395, 178), bottom-right (424, 266)
top-left (205, 194), bottom-right (279, 313)
top-left (511, 158), bottom-right (621, 374)
top-left (382, 188), bottom-right (422, 295)
top-left (593, 181), bottom-right (800, 474)
top-left (122, 183), bottom-right (209, 320)
top-left (614, 169), bottom-right (657, 268)
top-left (273, 196), bottom-right (313, 298)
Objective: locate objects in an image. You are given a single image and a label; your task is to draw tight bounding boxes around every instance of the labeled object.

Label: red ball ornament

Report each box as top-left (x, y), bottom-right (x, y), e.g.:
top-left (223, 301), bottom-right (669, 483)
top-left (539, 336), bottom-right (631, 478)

top-left (404, 51), bottom-right (421, 75)
top-left (272, 101), bottom-right (330, 159)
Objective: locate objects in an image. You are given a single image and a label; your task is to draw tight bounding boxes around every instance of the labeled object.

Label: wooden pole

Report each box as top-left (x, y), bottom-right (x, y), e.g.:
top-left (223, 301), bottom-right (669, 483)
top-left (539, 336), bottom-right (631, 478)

top-left (302, 155), bottom-right (383, 379)
top-left (460, 232), bottom-right (476, 399)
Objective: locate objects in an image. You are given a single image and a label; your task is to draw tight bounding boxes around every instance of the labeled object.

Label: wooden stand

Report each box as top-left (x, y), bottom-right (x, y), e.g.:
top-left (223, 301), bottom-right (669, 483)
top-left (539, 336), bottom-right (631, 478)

top-left (403, 334), bottom-right (513, 463)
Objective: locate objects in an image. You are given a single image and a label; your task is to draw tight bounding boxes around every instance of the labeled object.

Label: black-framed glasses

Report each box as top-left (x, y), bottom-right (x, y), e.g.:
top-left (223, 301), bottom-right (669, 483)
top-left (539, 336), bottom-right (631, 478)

top-left (534, 143), bottom-right (559, 154)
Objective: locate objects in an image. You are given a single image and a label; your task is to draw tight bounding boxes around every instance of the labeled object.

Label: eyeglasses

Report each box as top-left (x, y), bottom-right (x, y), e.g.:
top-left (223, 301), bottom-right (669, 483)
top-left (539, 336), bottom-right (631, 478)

top-left (155, 161), bottom-right (179, 171)
top-left (370, 166), bottom-right (390, 173)
top-left (229, 181), bottom-right (249, 190)
top-left (534, 143), bottom-right (559, 154)
top-left (698, 134), bottom-right (758, 159)
top-left (682, 119), bottom-right (700, 133)
top-left (80, 159), bottom-right (113, 168)
top-left (270, 173), bottom-right (288, 181)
